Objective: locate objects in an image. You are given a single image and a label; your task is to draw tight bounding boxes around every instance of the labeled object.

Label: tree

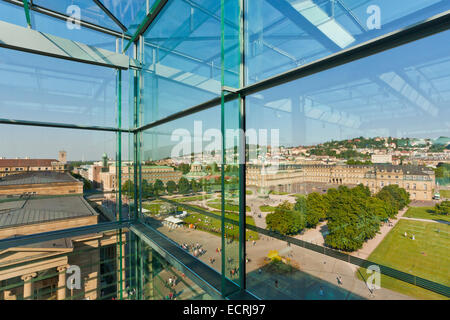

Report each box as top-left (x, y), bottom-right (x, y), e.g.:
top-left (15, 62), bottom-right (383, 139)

top-left (325, 190), bottom-right (380, 252)
top-left (122, 180), bottom-right (134, 197)
top-left (435, 201), bottom-right (450, 215)
top-left (305, 192), bottom-right (328, 228)
top-left (178, 177), bottom-right (191, 194)
top-left (142, 179), bottom-right (153, 198)
top-left (376, 185), bottom-right (410, 213)
top-left (166, 180), bottom-right (177, 194)
top-left (191, 179), bottom-right (201, 193)
top-left (266, 201), bottom-right (306, 235)
top-left (153, 179), bottom-right (165, 195)
top-left (178, 163), bottom-right (191, 174)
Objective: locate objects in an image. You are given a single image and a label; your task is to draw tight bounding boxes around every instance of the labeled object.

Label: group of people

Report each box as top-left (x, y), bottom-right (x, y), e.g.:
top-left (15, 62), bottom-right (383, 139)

top-left (404, 232), bottom-right (416, 240)
top-left (167, 276), bottom-right (177, 288)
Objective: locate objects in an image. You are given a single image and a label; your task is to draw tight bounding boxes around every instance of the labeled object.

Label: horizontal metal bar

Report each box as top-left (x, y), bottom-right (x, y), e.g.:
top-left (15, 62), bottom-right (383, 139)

top-left (134, 93), bottom-right (238, 133)
top-left (0, 20), bottom-right (131, 69)
top-left (0, 118), bottom-right (132, 133)
top-left (2, 0), bottom-right (131, 40)
top-left (0, 220), bottom-right (130, 251)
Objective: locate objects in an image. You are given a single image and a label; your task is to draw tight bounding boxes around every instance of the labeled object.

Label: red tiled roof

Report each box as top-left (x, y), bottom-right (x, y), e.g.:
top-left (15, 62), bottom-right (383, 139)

top-left (0, 159), bottom-right (59, 167)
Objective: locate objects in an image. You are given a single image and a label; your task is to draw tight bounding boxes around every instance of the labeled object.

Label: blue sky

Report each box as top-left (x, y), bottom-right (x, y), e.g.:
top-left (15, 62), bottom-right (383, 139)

top-left (0, 0), bottom-right (449, 161)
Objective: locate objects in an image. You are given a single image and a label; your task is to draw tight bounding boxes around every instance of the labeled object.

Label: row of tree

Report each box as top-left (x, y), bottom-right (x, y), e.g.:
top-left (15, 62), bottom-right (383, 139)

top-left (122, 174), bottom-right (240, 198)
top-left (122, 177), bottom-right (198, 197)
top-left (266, 184), bottom-right (411, 252)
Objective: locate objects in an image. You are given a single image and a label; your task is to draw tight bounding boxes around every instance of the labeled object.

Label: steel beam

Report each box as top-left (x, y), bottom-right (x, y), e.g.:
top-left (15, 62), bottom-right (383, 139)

top-left (123, 0), bottom-right (169, 53)
top-left (92, 0), bottom-right (128, 34)
top-left (0, 118), bottom-right (131, 133)
top-left (0, 20), bottom-right (133, 69)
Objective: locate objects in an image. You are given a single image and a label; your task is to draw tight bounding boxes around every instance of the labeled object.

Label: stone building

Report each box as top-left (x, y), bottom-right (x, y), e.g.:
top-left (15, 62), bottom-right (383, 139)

top-left (0, 158), bottom-right (66, 178)
top-left (0, 195), bottom-right (125, 300)
top-left (247, 163), bottom-right (435, 200)
top-left (122, 165), bottom-right (182, 185)
top-left (0, 171), bottom-right (83, 196)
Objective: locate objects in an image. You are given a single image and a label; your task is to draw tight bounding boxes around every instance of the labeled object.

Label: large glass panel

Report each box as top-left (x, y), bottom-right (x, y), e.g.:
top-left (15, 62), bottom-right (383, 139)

top-left (138, 106), bottom-right (225, 276)
top-left (245, 29), bottom-right (450, 300)
top-left (245, 0), bottom-right (450, 84)
top-left (0, 48), bottom-right (131, 129)
top-left (129, 234), bottom-right (218, 300)
top-left (0, 1), bottom-right (27, 27)
top-left (0, 125), bottom-right (132, 232)
top-left (140, 0), bottom-right (226, 125)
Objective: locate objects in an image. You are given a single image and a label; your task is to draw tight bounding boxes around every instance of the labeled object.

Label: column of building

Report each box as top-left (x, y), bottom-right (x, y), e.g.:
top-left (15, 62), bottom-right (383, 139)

top-left (21, 272), bottom-right (37, 300)
top-left (57, 264), bottom-right (69, 300)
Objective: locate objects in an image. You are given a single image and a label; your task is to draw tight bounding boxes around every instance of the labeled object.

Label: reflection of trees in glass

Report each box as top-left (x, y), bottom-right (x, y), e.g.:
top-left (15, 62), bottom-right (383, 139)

top-left (166, 180), bottom-right (177, 194)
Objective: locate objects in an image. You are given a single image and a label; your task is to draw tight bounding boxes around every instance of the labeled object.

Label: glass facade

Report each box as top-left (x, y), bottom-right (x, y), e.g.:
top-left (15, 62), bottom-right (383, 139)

top-left (0, 0), bottom-right (449, 301)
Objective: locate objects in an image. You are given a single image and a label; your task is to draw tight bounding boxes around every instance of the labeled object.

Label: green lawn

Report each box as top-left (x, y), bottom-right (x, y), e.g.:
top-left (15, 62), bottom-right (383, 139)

top-left (357, 220), bottom-right (449, 299)
top-left (183, 210), bottom-right (259, 241)
top-left (207, 200), bottom-right (250, 212)
top-left (142, 203), bottom-right (162, 214)
top-left (404, 206), bottom-right (450, 222)
top-left (259, 205), bottom-right (276, 212)
top-left (171, 194), bottom-right (212, 202)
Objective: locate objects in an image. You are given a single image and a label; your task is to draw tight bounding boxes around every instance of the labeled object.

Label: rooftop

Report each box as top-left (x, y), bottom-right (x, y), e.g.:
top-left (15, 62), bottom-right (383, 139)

top-left (0, 171), bottom-right (79, 187)
top-left (0, 195), bottom-right (98, 229)
top-left (0, 159), bottom-right (60, 167)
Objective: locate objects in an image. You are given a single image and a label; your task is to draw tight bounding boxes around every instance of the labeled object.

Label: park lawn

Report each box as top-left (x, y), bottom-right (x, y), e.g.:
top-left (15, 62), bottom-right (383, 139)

top-left (404, 206), bottom-right (450, 222)
top-left (142, 203), bottom-right (162, 214)
top-left (405, 207), bottom-right (450, 222)
top-left (259, 205), bottom-right (276, 212)
top-left (439, 190), bottom-right (450, 198)
top-left (171, 194), bottom-right (212, 202)
top-left (207, 200), bottom-right (251, 212)
top-left (183, 210), bottom-right (259, 241)
top-left (357, 220), bottom-right (449, 300)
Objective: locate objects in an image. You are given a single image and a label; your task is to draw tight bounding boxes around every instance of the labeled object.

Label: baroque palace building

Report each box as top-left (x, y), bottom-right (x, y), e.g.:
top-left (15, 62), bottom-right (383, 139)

top-left (247, 163), bottom-right (435, 201)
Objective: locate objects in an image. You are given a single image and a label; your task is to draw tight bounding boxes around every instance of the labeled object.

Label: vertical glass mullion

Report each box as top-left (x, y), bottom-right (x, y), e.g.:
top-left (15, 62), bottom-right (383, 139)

top-left (238, 0), bottom-right (246, 291)
top-left (221, 0), bottom-right (242, 297)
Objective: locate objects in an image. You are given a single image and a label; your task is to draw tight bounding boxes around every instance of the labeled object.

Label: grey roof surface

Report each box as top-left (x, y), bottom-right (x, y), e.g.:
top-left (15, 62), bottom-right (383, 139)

top-left (0, 171), bottom-right (79, 187)
top-left (0, 196), bottom-right (98, 229)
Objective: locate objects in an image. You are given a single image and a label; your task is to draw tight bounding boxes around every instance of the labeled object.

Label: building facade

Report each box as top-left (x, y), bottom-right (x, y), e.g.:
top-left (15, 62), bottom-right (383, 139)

top-left (247, 164), bottom-right (435, 200)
